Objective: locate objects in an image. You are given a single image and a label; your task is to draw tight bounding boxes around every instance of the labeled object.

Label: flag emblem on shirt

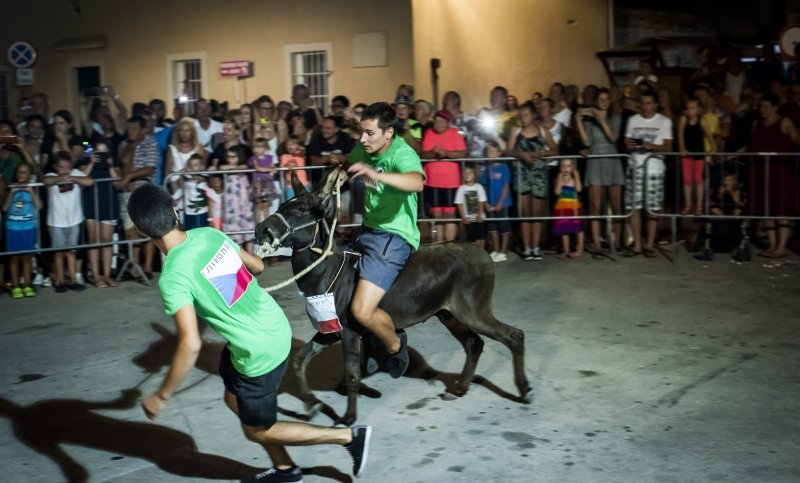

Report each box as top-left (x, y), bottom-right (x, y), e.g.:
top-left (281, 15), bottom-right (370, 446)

top-left (200, 241), bottom-right (252, 307)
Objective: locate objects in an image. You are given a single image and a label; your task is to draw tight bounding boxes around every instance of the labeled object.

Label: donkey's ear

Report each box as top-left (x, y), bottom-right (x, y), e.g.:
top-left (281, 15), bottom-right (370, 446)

top-left (318, 166), bottom-right (348, 197)
top-left (319, 194), bottom-right (338, 221)
top-left (290, 169), bottom-right (307, 197)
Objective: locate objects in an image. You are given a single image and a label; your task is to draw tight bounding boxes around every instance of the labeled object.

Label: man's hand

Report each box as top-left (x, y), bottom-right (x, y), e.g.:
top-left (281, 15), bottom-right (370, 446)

top-left (142, 393), bottom-right (168, 420)
top-left (347, 162), bottom-right (378, 183)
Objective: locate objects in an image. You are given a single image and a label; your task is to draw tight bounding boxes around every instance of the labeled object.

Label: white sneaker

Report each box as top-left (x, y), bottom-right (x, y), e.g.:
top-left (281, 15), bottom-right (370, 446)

top-left (531, 247), bottom-right (543, 261)
top-left (523, 248), bottom-right (534, 261)
top-left (493, 253), bottom-right (508, 262)
top-left (42, 277), bottom-right (53, 288)
top-left (489, 251), bottom-right (498, 261)
top-left (76, 273), bottom-right (85, 286)
top-left (33, 273), bottom-right (44, 286)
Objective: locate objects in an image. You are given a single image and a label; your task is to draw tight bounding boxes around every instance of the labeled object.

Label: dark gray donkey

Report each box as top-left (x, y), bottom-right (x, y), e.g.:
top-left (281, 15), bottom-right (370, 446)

top-left (255, 167), bottom-right (531, 425)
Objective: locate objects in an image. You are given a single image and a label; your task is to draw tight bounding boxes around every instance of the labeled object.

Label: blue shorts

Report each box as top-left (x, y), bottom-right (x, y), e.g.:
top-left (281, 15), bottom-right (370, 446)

top-left (486, 208), bottom-right (511, 234)
top-left (355, 228), bottom-right (412, 292)
top-left (219, 346), bottom-right (287, 428)
top-left (6, 227), bottom-right (37, 252)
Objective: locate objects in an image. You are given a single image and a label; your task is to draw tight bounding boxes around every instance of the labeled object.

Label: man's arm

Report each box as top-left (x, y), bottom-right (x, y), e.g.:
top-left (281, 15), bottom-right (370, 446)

top-left (240, 248), bottom-right (265, 275)
top-left (142, 305), bottom-right (202, 420)
top-left (347, 163), bottom-right (424, 192)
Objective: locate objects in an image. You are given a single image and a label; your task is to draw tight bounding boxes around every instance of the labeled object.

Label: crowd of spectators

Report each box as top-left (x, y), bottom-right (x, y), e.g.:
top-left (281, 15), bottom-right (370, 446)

top-left (2, 44), bottom-right (800, 299)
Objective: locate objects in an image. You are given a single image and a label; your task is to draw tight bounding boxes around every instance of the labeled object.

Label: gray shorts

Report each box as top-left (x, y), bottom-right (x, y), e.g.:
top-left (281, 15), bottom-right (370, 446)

top-left (625, 164), bottom-right (664, 212)
top-left (49, 224), bottom-right (81, 249)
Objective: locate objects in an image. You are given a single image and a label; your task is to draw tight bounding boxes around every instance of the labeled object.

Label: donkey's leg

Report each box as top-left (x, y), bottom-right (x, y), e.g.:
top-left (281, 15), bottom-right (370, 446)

top-left (337, 326), bottom-right (363, 426)
top-left (437, 310), bottom-right (484, 397)
top-left (293, 332), bottom-right (336, 416)
top-left (451, 308), bottom-right (532, 403)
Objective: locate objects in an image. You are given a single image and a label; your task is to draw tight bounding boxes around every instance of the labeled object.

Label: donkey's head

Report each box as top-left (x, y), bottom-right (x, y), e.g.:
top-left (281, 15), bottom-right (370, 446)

top-left (255, 166), bottom-right (348, 257)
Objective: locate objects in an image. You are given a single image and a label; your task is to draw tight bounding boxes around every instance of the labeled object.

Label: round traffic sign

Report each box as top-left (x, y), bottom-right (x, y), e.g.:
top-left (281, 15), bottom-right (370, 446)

top-left (779, 24), bottom-right (800, 59)
top-left (7, 41), bottom-right (36, 68)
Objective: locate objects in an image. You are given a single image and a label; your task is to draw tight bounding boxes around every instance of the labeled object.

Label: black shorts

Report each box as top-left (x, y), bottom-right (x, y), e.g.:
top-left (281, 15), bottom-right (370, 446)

top-left (219, 346), bottom-right (287, 428)
top-left (423, 186), bottom-right (457, 214)
top-left (464, 221), bottom-right (486, 241)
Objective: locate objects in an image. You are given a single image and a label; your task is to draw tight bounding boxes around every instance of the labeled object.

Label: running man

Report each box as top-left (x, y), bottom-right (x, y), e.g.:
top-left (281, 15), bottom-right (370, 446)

top-left (127, 184), bottom-right (370, 483)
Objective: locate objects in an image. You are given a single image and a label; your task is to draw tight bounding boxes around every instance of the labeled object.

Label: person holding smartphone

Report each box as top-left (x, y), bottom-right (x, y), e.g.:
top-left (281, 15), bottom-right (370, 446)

top-left (79, 141), bottom-right (121, 288)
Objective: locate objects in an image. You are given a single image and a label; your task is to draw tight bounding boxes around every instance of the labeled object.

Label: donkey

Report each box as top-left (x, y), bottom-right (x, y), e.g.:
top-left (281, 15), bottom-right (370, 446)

top-left (255, 167), bottom-right (531, 425)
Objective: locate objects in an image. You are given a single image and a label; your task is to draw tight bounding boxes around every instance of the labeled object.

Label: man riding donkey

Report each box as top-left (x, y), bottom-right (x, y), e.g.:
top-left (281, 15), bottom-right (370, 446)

top-left (345, 101), bottom-right (426, 379)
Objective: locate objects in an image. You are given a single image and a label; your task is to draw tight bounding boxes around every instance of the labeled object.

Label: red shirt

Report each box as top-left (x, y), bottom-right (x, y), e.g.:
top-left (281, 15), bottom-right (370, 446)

top-left (422, 127), bottom-right (466, 188)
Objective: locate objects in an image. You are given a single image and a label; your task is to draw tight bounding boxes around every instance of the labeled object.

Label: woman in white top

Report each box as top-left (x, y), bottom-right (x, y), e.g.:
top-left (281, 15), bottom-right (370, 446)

top-left (164, 117), bottom-right (204, 189)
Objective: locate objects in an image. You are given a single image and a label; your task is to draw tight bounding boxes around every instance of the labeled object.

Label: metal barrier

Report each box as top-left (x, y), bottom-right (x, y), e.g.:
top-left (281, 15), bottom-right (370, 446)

top-left (1, 177), bottom-right (153, 285)
top-left (641, 151), bottom-right (800, 258)
top-left (163, 157), bottom-right (638, 254)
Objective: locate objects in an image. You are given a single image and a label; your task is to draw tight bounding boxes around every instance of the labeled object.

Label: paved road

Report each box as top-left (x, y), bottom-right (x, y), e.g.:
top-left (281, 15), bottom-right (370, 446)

top-left (1, 249), bottom-right (798, 482)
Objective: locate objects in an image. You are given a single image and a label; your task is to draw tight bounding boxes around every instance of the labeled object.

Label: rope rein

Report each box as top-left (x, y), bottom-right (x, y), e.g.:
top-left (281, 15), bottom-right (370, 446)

top-left (262, 181), bottom-right (341, 293)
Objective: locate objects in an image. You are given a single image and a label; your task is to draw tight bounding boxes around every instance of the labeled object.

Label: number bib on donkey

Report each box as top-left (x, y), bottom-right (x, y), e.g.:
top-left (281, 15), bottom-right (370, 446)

top-left (305, 293), bottom-right (343, 333)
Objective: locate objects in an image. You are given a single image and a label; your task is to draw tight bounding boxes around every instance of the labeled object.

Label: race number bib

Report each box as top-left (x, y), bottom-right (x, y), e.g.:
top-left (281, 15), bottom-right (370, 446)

top-left (305, 293), bottom-right (343, 334)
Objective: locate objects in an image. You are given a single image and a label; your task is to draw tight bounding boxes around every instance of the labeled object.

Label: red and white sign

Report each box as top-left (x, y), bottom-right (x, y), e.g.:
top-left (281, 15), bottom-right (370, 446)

top-left (219, 60), bottom-right (251, 77)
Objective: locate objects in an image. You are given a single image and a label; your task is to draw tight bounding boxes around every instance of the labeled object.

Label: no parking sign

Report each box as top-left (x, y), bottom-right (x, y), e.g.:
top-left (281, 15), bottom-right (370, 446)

top-left (7, 41), bottom-right (37, 68)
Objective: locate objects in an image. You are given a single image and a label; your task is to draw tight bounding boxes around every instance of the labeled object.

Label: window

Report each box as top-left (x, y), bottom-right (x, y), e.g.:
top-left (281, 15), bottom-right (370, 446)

top-left (170, 57), bottom-right (204, 116)
top-left (286, 43), bottom-right (332, 114)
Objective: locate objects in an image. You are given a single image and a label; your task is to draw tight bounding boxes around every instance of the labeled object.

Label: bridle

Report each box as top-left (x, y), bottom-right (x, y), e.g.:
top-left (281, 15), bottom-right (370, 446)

top-left (265, 209), bottom-right (326, 252)
top-left (261, 180), bottom-right (342, 293)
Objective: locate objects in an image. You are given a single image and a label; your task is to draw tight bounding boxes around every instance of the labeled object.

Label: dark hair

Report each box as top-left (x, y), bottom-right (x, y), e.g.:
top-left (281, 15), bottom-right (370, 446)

top-left (492, 85), bottom-right (509, 97)
top-left (484, 139), bottom-right (501, 151)
top-left (540, 97), bottom-right (556, 109)
top-left (323, 115), bottom-right (342, 128)
top-left (127, 115), bottom-right (147, 128)
top-left (53, 110), bottom-right (75, 133)
top-left (686, 97), bottom-right (701, 105)
top-left (640, 90), bottom-right (659, 104)
top-left (593, 87), bottom-right (610, 104)
top-left (55, 150), bottom-right (73, 163)
top-left (761, 92), bottom-right (780, 107)
top-left (131, 102), bottom-right (148, 118)
top-left (331, 95), bottom-right (350, 107)
top-left (25, 114), bottom-right (47, 129)
top-left (188, 152), bottom-right (204, 162)
top-left (226, 144), bottom-right (247, 165)
top-left (0, 119), bottom-right (18, 134)
top-left (519, 100), bottom-right (538, 114)
top-left (128, 184), bottom-right (178, 238)
top-left (149, 99), bottom-right (166, 109)
top-left (361, 102), bottom-right (397, 133)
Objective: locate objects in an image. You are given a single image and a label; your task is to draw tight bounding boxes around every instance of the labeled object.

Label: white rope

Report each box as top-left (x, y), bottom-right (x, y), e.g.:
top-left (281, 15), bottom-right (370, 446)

top-left (262, 180), bottom-right (341, 293)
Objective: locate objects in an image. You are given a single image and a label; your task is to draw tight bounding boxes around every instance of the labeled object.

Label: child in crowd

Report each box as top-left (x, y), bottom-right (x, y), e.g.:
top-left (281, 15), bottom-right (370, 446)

top-left (172, 153), bottom-right (218, 230)
top-left (2, 162), bottom-right (42, 298)
top-left (454, 164), bottom-right (487, 249)
top-left (249, 137), bottom-right (280, 223)
top-left (481, 141), bottom-right (512, 262)
top-left (678, 98), bottom-right (715, 215)
top-left (43, 151), bottom-right (95, 292)
top-left (710, 171), bottom-right (744, 216)
top-left (220, 145), bottom-right (255, 252)
top-left (553, 159), bottom-right (584, 258)
top-left (280, 136), bottom-right (310, 199)
top-left (207, 174), bottom-right (223, 229)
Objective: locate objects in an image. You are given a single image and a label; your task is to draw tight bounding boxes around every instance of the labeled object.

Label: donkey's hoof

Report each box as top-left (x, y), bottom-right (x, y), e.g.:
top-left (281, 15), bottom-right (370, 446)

top-left (305, 400), bottom-right (323, 417)
top-left (335, 414), bottom-right (357, 427)
top-left (441, 392), bottom-right (460, 401)
top-left (521, 388), bottom-right (533, 404)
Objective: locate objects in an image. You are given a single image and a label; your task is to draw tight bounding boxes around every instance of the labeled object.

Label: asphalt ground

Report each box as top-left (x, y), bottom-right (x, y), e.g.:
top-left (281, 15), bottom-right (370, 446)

top-left (1, 246), bottom-right (799, 482)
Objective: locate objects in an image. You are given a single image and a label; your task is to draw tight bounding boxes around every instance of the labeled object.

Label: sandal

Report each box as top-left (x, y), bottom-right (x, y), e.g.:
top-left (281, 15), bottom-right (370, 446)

top-left (95, 280), bottom-right (108, 289)
top-left (622, 249), bottom-right (642, 257)
top-left (105, 278), bottom-right (119, 288)
top-left (644, 248), bottom-right (657, 258)
top-left (592, 250), bottom-right (605, 260)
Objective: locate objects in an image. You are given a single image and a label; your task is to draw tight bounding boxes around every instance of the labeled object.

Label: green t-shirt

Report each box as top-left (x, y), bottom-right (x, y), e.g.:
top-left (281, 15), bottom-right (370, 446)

top-left (348, 136), bottom-right (425, 250)
top-left (159, 227), bottom-right (291, 377)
